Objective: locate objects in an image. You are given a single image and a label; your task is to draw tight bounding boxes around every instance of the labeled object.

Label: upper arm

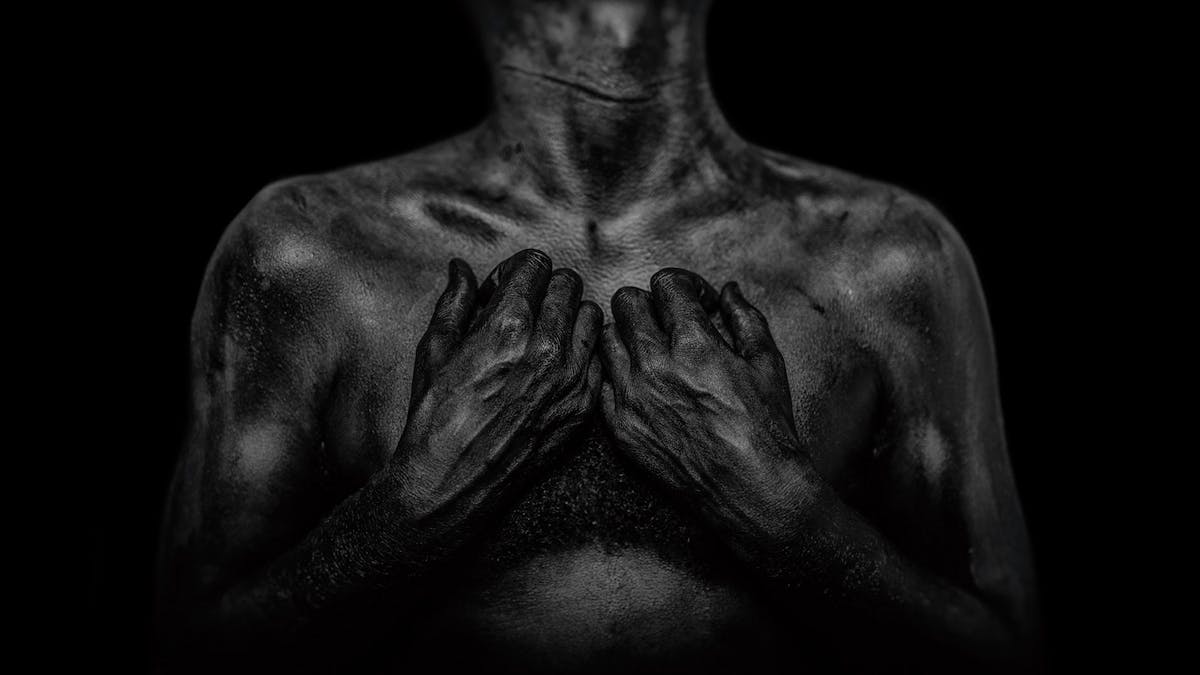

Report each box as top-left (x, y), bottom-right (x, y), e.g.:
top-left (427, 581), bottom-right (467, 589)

top-left (849, 191), bottom-right (1038, 634)
top-left (157, 181), bottom-right (344, 605)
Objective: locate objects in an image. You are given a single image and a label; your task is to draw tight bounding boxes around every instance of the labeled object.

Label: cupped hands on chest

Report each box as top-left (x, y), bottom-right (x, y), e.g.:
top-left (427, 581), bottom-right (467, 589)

top-left (393, 249), bottom-right (828, 570)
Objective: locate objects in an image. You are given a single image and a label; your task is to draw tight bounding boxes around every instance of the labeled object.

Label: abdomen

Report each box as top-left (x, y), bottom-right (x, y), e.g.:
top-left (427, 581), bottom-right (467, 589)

top-left (419, 545), bottom-right (790, 674)
top-left (398, 422), bottom-right (798, 673)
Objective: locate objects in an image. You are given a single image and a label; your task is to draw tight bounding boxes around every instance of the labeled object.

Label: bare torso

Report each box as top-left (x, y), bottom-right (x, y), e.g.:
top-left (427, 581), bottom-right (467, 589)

top-left (228, 130), bottom-right (941, 671)
top-left (162, 5), bottom-right (1037, 671)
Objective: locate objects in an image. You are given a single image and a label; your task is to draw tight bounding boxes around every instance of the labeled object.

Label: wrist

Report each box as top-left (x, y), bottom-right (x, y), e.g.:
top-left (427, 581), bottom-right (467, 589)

top-left (764, 453), bottom-right (821, 529)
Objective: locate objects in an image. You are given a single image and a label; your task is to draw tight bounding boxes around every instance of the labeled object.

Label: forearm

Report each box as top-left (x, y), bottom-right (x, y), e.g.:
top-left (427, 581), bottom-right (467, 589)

top-left (742, 468), bottom-right (1036, 672)
top-left (159, 465), bottom-right (454, 672)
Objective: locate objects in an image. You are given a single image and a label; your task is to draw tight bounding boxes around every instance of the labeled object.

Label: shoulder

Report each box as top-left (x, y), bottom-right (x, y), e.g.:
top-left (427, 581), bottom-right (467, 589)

top-left (194, 130), bottom-right (494, 347)
top-left (193, 165), bottom-right (402, 363)
top-left (200, 176), bottom-right (343, 330)
top-left (755, 145), bottom-right (967, 266)
top-left (853, 187), bottom-right (980, 326)
top-left (762, 156), bottom-right (978, 323)
top-left (820, 187), bottom-right (989, 374)
top-left (846, 186), bottom-right (976, 301)
top-left (209, 130), bottom-right (489, 286)
top-left (751, 147), bottom-right (985, 345)
top-left (206, 133), bottom-right (470, 287)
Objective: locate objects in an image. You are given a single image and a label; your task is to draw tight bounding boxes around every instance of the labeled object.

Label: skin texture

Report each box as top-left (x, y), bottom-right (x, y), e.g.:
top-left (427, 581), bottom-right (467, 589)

top-left (156, 1), bottom-right (1040, 672)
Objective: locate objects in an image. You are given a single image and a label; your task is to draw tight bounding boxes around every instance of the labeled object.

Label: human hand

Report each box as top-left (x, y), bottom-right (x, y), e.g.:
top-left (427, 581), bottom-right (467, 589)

top-left (598, 268), bottom-right (814, 558)
top-left (393, 250), bottom-right (603, 546)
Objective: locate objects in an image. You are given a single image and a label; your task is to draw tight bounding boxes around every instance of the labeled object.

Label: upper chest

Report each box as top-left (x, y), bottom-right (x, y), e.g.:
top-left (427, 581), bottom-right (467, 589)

top-left (318, 190), bottom-right (884, 482)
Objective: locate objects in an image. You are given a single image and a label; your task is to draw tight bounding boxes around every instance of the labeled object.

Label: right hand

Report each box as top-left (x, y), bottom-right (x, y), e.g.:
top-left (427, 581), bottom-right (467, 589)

top-left (391, 249), bottom-right (603, 545)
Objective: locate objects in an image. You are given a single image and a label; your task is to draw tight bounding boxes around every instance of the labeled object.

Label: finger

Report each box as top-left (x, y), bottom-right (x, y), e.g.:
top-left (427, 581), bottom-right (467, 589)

top-left (478, 248), bottom-right (553, 310)
top-left (432, 258), bottom-right (478, 337)
top-left (600, 380), bottom-right (617, 428)
top-left (584, 356), bottom-right (603, 409)
top-left (570, 300), bottom-right (604, 371)
top-left (477, 249), bottom-right (553, 341)
top-left (523, 357), bottom-right (603, 477)
top-left (417, 258), bottom-right (478, 369)
top-left (719, 281), bottom-right (778, 360)
top-left (649, 268), bottom-right (725, 350)
top-left (610, 286), bottom-right (666, 364)
top-left (598, 322), bottom-right (631, 393)
top-left (534, 268), bottom-right (583, 354)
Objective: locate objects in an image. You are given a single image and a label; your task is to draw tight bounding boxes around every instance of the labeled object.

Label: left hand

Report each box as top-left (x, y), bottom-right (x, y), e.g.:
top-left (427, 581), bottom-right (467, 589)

top-left (598, 268), bottom-right (817, 560)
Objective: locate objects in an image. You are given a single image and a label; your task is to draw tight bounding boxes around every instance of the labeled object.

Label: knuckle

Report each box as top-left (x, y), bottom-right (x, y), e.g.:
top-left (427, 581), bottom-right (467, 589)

top-left (491, 306), bottom-right (532, 339)
top-left (431, 303), bottom-right (462, 326)
top-left (671, 329), bottom-right (710, 354)
top-left (633, 335), bottom-right (666, 360)
top-left (748, 305), bottom-right (770, 326)
top-left (741, 336), bottom-right (769, 358)
top-left (526, 337), bottom-right (561, 363)
top-left (540, 309), bottom-right (575, 341)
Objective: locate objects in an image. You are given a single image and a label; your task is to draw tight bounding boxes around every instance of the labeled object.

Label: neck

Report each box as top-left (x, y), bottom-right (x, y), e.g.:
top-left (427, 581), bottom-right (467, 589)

top-left (470, 0), bottom-right (742, 216)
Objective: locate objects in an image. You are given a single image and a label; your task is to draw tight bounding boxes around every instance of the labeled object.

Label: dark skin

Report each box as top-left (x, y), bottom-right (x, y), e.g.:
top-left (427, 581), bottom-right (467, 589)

top-left (157, 1), bottom-right (1038, 672)
top-left (602, 271), bottom-right (1028, 668)
top-left (158, 252), bottom-right (605, 663)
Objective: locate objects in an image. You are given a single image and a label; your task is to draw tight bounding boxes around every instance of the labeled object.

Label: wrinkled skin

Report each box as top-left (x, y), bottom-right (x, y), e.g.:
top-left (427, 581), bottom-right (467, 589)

top-left (394, 252), bottom-right (602, 545)
top-left (600, 272), bottom-right (811, 559)
top-left (156, 1), bottom-right (1040, 673)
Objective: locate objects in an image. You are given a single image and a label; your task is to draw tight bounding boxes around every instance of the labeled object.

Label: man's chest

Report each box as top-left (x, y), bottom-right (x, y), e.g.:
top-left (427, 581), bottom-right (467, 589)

top-left (319, 207), bottom-right (881, 491)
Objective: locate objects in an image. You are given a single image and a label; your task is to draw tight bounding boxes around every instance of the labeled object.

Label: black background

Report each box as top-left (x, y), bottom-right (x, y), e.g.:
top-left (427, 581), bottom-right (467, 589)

top-left (71, 3), bottom-right (1136, 671)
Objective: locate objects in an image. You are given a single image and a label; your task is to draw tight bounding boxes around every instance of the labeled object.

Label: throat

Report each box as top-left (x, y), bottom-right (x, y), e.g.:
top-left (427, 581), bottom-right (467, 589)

top-left (470, 0), bottom-right (741, 214)
top-left (498, 64), bottom-right (678, 105)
